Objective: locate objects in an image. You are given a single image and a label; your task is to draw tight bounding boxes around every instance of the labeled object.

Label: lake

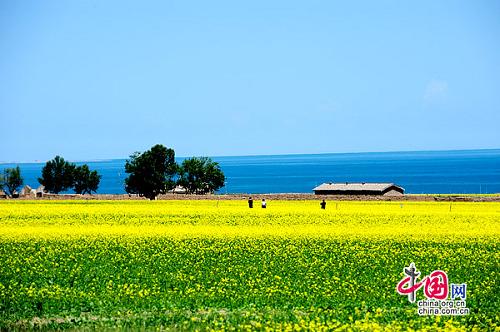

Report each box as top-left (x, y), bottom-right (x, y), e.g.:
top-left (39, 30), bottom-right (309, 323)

top-left (1, 149), bottom-right (499, 194)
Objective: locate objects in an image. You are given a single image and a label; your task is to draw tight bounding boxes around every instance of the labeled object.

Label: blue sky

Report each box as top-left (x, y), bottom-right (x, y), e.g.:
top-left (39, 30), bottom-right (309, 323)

top-left (1, 1), bottom-right (499, 162)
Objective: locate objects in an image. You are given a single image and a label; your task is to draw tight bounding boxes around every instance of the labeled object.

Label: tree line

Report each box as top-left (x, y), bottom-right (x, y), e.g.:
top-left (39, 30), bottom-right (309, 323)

top-left (0, 144), bottom-right (225, 200)
top-left (0, 157), bottom-right (101, 196)
top-left (39, 156), bottom-right (101, 194)
top-left (124, 144), bottom-right (225, 199)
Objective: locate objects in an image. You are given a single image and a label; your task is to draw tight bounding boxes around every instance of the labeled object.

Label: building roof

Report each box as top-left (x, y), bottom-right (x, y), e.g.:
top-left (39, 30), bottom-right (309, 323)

top-left (19, 185), bottom-right (33, 195)
top-left (169, 185), bottom-right (187, 194)
top-left (313, 182), bottom-right (402, 192)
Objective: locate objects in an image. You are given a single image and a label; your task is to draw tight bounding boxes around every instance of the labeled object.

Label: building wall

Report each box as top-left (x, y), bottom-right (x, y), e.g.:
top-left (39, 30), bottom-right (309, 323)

top-left (315, 190), bottom-right (382, 195)
top-left (382, 189), bottom-right (404, 196)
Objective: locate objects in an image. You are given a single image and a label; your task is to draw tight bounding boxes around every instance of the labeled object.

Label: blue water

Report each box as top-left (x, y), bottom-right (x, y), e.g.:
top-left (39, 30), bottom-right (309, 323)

top-left (1, 149), bottom-right (499, 194)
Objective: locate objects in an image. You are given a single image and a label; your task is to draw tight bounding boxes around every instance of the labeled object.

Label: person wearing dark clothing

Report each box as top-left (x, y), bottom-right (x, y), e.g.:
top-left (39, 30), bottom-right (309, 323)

top-left (320, 199), bottom-right (326, 209)
top-left (248, 197), bottom-right (253, 208)
top-left (261, 199), bottom-right (267, 208)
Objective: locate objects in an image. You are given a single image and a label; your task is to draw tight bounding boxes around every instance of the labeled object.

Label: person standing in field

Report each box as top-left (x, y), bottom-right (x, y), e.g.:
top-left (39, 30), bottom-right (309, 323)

top-left (320, 199), bottom-right (326, 209)
top-left (248, 196), bottom-right (253, 208)
top-left (261, 198), bottom-right (267, 208)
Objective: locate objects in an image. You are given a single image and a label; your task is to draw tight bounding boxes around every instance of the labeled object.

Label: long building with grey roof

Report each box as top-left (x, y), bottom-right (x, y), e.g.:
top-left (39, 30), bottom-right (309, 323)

top-left (313, 182), bottom-right (404, 196)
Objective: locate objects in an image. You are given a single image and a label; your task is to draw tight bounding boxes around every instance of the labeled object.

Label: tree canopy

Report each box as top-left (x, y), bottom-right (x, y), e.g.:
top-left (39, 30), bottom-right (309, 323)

top-left (38, 156), bottom-right (76, 194)
top-left (73, 165), bottom-right (101, 195)
top-left (124, 144), bottom-right (177, 200)
top-left (2, 166), bottom-right (23, 196)
top-left (177, 157), bottom-right (225, 194)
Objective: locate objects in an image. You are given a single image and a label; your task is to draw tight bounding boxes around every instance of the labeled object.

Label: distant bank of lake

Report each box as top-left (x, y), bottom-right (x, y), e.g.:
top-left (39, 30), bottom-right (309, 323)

top-left (1, 149), bottom-right (499, 194)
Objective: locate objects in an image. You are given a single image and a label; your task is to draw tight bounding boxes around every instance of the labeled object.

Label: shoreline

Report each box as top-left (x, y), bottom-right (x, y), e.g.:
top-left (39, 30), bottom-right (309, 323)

top-left (7, 193), bottom-right (500, 202)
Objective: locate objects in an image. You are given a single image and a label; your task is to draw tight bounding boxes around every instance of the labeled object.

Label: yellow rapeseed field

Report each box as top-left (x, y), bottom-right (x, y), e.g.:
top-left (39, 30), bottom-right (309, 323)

top-left (0, 200), bottom-right (499, 330)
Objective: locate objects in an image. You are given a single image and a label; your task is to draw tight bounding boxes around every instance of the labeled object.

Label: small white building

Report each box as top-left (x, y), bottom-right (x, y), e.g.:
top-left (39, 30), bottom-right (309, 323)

top-left (19, 185), bottom-right (35, 197)
top-left (169, 185), bottom-right (187, 194)
top-left (36, 185), bottom-right (46, 197)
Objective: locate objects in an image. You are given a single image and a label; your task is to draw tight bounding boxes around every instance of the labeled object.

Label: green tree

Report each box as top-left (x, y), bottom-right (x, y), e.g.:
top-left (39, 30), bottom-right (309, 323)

top-left (2, 166), bottom-right (23, 196)
top-left (38, 156), bottom-right (76, 194)
top-left (124, 144), bottom-right (177, 200)
top-left (177, 157), bottom-right (225, 194)
top-left (73, 165), bottom-right (101, 195)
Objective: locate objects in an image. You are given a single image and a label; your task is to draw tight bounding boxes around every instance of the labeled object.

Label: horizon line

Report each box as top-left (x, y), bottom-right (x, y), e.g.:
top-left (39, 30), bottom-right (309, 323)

top-left (1, 147), bottom-right (499, 165)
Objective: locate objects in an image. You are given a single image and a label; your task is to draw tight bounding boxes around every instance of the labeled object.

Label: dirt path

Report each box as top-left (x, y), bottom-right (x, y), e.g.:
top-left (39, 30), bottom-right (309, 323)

top-left (11, 193), bottom-right (500, 202)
